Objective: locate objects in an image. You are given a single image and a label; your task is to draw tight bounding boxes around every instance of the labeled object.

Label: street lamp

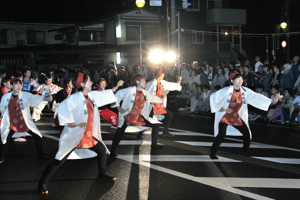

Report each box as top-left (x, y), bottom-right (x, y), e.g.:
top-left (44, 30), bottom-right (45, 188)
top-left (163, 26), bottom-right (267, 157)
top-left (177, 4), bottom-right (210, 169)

top-left (280, 22), bottom-right (287, 29)
top-left (136, 0), bottom-right (145, 8)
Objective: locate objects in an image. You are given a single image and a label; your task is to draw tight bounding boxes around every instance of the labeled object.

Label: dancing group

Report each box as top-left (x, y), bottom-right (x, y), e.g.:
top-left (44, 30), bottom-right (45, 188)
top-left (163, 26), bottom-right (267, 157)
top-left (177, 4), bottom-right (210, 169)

top-left (0, 68), bottom-right (277, 195)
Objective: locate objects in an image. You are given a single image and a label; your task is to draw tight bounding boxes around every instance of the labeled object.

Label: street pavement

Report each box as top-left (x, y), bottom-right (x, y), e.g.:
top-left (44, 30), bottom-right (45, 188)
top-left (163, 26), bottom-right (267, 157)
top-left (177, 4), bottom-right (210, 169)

top-left (0, 112), bottom-right (300, 200)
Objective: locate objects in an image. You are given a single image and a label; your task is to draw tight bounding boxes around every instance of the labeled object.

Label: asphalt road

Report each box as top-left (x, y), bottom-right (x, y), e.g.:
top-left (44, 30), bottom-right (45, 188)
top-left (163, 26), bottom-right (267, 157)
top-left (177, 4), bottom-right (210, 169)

top-left (0, 112), bottom-right (300, 200)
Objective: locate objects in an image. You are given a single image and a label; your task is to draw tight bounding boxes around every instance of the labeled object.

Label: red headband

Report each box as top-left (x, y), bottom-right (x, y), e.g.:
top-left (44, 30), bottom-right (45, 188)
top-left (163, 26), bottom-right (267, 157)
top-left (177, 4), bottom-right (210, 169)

top-left (76, 72), bottom-right (84, 88)
top-left (156, 69), bottom-right (163, 77)
top-left (10, 78), bottom-right (22, 85)
top-left (229, 72), bottom-right (240, 81)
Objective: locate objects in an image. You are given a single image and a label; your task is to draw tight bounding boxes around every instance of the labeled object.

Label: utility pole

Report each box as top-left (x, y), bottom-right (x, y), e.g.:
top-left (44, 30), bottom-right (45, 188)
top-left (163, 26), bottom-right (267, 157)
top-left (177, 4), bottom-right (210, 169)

top-left (170, 0), bottom-right (177, 51)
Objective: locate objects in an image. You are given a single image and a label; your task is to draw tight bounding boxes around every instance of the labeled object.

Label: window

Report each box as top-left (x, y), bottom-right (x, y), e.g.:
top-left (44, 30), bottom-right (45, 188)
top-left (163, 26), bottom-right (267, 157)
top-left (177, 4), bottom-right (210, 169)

top-left (126, 25), bottom-right (140, 41)
top-left (79, 31), bottom-right (105, 42)
top-left (187, 0), bottom-right (200, 11)
top-left (27, 31), bottom-right (45, 44)
top-left (0, 30), bottom-right (7, 44)
top-left (192, 32), bottom-right (204, 44)
top-left (126, 25), bottom-right (160, 41)
top-left (54, 35), bottom-right (62, 40)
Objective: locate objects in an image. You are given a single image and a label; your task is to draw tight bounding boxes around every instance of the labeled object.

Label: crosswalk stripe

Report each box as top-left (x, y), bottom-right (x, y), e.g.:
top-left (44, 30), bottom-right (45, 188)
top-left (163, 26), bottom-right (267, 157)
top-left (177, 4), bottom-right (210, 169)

top-left (253, 157), bottom-right (300, 164)
top-left (175, 141), bottom-right (290, 150)
top-left (118, 155), bottom-right (240, 162)
top-left (102, 140), bottom-right (163, 145)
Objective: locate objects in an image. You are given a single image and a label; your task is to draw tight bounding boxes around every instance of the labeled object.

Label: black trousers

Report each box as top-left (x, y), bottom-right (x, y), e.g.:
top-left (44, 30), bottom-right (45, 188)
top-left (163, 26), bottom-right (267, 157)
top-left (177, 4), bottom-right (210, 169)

top-left (137, 108), bottom-right (173, 138)
top-left (0, 129), bottom-right (44, 159)
top-left (40, 141), bottom-right (107, 184)
top-left (289, 107), bottom-right (299, 124)
top-left (210, 120), bottom-right (250, 156)
top-left (111, 117), bottom-right (160, 154)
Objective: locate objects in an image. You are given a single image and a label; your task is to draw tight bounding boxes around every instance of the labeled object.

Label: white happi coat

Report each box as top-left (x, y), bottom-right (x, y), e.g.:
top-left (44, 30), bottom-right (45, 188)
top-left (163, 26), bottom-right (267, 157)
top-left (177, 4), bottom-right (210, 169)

top-left (0, 91), bottom-right (47, 144)
top-left (33, 83), bottom-right (62, 95)
top-left (146, 79), bottom-right (181, 120)
top-left (210, 86), bottom-right (271, 139)
top-left (112, 87), bottom-right (163, 132)
top-left (55, 90), bottom-right (117, 160)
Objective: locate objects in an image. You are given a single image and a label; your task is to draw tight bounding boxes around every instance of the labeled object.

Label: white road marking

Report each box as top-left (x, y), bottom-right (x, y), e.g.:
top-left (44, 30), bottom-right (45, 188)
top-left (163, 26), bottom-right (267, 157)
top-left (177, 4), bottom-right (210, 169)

top-left (102, 140), bottom-right (163, 146)
top-left (253, 157), bottom-right (300, 164)
top-left (118, 155), bottom-right (240, 162)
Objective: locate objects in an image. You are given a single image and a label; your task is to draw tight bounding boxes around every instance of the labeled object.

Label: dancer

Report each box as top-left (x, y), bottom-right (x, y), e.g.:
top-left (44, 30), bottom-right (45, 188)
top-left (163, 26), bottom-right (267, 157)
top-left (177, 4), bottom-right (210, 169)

top-left (22, 69), bottom-right (39, 93)
top-left (53, 78), bottom-right (75, 127)
top-left (209, 72), bottom-right (277, 159)
top-left (95, 78), bottom-right (121, 128)
top-left (0, 78), bottom-right (51, 163)
top-left (38, 72), bottom-right (118, 195)
top-left (32, 73), bottom-right (61, 121)
top-left (110, 74), bottom-right (163, 157)
top-left (136, 68), bottom-right (181, 139)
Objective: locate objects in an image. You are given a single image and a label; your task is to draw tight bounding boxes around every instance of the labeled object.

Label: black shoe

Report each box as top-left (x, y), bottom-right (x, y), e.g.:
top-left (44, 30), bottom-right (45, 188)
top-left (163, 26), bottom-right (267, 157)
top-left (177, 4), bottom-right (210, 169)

top-left (210, 154), bottom-right (219, 159)
top-left (38, 182), bottom-right (48, 195)
top-left (109, 152), bottom-right (118, 157)
top-left (242, 151), bottom-right (254, 157)
top-left (162, 133), bottom-right (174, 137)
top-left (38, 153), bottom-right (49, 159)
top-left (151, 145), bottom-right (164, 150)
top-left (98, 173), bottom-right (116, 181)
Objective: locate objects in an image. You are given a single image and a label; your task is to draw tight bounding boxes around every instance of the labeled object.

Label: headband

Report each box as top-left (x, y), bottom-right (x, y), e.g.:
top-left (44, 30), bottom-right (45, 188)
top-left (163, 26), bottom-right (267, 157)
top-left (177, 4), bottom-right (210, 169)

top-left (229, 72), bottom-right (240, 81)
top-left (76, 72), bottom-right (84, 88)
top-left (156, 69), bottom-right (163, 77)
top-left (135, 76), bottom-right (144, 82)
top-left (10, 78), bottom-right (22, 85)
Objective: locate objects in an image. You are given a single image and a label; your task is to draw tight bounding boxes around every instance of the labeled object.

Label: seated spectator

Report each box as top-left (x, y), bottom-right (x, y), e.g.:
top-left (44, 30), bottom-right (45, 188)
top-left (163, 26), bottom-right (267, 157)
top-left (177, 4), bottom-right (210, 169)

top-left (289, 88), bottom-right (300, 125)
top-left (194, 85), bottom-right (211, 113)
top-left (266, 85), bottom-right (282, 121)
top-left (177, 86), bottom-right (192, 111)
top-left (256, 85), bottom-right (269, 97)
top-left (280, 63), bottom-right (294, 94)
top-left (212, 68), bottom-right (225, 88)
top-left (250, 64), bottom-right (264, 86)
top-left (281, 88), bottom-right (294, 123)
top-left (189, 84), bottom-right (202, 112)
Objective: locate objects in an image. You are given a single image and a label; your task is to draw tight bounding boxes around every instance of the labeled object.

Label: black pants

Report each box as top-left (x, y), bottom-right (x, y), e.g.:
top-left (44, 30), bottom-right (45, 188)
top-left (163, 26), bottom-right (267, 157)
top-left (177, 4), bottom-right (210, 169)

top-left (281, 107), bottom-right (290, 122)
top-left (289, 107), bottom-right (299, 124)
top-left (40, 142), bottom-right (107, 184)
top-left (0, 129), bottom-right (44, 159)
top-left (210, 120), bottom-right (250, 156)
top-left (111, 117), bottom-right (160, 154)
top-left (137, 108), bottom-right (173, 138)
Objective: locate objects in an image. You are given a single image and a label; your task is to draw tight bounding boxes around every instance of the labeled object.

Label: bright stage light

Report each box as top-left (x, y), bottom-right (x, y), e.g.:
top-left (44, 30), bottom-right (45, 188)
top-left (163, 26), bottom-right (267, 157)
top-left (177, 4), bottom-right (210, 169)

top-left (165, 51), bottom-right (176, 62)
top-left (149, 50), bottom-right (164, 63)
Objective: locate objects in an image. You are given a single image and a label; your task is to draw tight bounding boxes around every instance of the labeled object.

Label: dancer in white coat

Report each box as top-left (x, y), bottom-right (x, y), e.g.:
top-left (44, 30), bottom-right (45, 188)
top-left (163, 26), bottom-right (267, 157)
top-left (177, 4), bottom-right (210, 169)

top-left (38, 72), bottom-right (118, 195)
top-left (209, 72), bottom-right (278, 159)
top-left (110, 74), bottom-right (163, 157)
top-left (136, 68), bottom-right (181, 139)
top-left (32, 73), bottom-right (61, 121)
top-left (0, 78), bottom-right (51, 163)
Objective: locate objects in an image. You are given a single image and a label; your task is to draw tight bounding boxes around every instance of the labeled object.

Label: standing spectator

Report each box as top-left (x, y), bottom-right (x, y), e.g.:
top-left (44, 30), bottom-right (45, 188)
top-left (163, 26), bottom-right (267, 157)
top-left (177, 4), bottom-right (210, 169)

top-left (109, 62), bottom-right (118, 76)
top-left (291, 55), bottom-right (300, 81)
top-left (260, 65), bottom-right (272, 96)
top-left (199, 68), bottom-right (209, 87)
top-left (93, 69), bottom-right (100, 83)
top-left (140, 65), bottom-right (148, 81)
top-left (270, 65), bottom-right (282, 87)
top-left (188, 70), bottom-right (200, 89)
top-left (254, 56), bottom-right (263, 72)
top-left (280, 63), bottom-right (294, 93)
top-left (117, 66), bottom-right (128, 88)
top-left (242, 66), bottom-right (252, 87)
top-left (212, 68), bottom-right (225, 88)
top-left (207, 64), bottom-right (215, 88)
top-left (181, 64), bottom-right (189, 86)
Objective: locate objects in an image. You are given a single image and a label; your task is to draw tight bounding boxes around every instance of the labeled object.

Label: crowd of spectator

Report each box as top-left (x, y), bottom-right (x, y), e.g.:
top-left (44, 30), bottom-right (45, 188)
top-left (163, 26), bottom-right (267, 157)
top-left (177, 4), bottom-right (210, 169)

top-left (2, 55), bottom-right (300, 127)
